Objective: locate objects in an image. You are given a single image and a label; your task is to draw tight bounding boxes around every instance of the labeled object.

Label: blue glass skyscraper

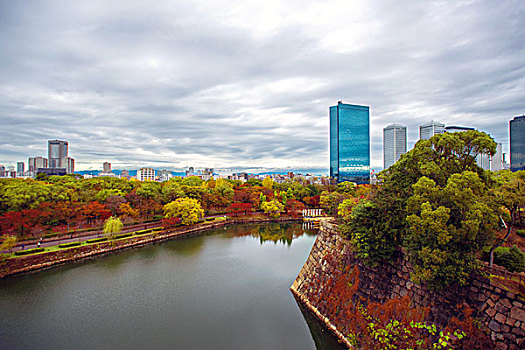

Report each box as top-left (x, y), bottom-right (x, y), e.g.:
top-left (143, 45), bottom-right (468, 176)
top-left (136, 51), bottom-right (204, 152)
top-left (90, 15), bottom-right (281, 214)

top-left (329, 101), bottom-right (370, 184)
top-left (510, 115), bottom-right (525, 171)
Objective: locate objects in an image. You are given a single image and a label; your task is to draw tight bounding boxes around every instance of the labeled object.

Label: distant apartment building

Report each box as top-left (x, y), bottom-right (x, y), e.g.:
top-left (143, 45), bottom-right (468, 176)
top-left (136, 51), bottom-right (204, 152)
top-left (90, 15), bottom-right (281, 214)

top-left (37, 168), bottom-right (67, 176)
top-left (419, 121), bottom-right (445, 140)
top-left (137, 167), bottom-right (155, 181)
top-left (158, 169), bottom-right (173, 182)
top-left (510, 115), bottom-right (525, 171)
top-left (99, 162), bottom-right (116, 177)
top-left (120, 169), bottom-right (130, 180)
top-left (17, 162), bottom-right (24, 173)
top-left (329, 101), bottom-right (370, 184)
top-left (28, 157), bottom-right (48, 172)
top-left (383, 124), bottom-right (407, 169)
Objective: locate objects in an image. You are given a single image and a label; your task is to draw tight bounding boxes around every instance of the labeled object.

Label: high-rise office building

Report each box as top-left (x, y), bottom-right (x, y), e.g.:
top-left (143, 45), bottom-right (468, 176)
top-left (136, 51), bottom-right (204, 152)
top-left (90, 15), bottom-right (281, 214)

top-left (383, 124), bottom-right (407, 169)
top-left (445, 126), bottom-right (474, 133)
top-left (103, 162), bottom-right (111, 173)
top-left (510, 116), bottom-right (525, 172)
top-left (329, 101), bottom-right (370, 184)
top-left (48, 140), bottom-right (68, 168)
top-left (420, 121), bottom-right (445, 140)
top-left (65, 157), bottom-right (75, 174)
top-left (28, 157), bottom-right (48, 172)
top-left (17, 162), bottom-right (25, 173)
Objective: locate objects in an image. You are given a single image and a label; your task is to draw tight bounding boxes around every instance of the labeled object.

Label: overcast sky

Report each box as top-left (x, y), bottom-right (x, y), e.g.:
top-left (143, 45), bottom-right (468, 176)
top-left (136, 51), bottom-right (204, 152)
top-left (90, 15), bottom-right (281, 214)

top-left (1, 0), bottom-right (524, 171)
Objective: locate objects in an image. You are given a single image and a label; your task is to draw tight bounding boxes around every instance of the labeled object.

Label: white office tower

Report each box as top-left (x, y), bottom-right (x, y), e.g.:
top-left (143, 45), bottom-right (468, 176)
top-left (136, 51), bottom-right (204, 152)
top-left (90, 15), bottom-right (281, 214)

top-left (419, 121), bottom-right (445, 140)
top-left (383, 124), bottom-right (407, 169)
top-left (491, 143), bottom-right (503, 171)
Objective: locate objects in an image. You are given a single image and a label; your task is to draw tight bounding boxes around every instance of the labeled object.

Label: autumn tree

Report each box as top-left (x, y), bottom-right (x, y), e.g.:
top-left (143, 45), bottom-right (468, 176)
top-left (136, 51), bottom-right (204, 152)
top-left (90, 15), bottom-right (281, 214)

top-left (163, 197), bottom-right (204, 225)
top-left (103, 216), bottom-right (123, 239)
top-left (261, 200), bottom-right (284, 218)
top-left (0, 235), bottom-right (17, 253)
top-left (262, 176), bottom-right (274, 190)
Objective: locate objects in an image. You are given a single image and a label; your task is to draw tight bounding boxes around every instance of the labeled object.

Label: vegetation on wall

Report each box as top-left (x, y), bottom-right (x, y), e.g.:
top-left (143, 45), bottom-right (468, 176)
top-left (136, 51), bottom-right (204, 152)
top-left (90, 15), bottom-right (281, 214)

top-left (338, 130), bottom-right (525, 290)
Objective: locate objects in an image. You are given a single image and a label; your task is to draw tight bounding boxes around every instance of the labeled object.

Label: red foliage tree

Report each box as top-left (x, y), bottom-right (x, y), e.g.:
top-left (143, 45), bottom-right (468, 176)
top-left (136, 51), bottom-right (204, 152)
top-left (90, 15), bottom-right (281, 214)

top-left (285, 199), bottom-right (305, 217)
top-left (162, 217), bottom-right (181, 229)
top-left (227, 203), bottom-right (253, 216)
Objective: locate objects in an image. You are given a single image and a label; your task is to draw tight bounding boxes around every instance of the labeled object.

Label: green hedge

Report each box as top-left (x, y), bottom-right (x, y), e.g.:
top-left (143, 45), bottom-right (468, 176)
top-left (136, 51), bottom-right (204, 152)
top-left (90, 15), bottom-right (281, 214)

top-left (59, 242), bottom-right (81, 248)
top-left (135, 229), bottom-right (152, 235)
top-left (517, 229), bottom-right (525, 238)
top-left (494, 245), bottom-right (525, 273)
top-left (205, 218), bottom-right (215, 222)
top-left (115, 233), bottom-right (132, 239)
top-left (86, 237), bottom-right (108, 243)
top-left (151, 227), bottom-right (162, 232)
top-left (14, 248), bottom-right (45, 256)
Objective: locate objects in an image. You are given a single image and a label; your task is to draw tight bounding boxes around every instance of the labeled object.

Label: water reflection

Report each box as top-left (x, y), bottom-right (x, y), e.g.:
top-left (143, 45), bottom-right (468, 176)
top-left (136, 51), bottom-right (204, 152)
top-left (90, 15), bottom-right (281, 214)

top-left (226, 223), bottom-right (317, 246)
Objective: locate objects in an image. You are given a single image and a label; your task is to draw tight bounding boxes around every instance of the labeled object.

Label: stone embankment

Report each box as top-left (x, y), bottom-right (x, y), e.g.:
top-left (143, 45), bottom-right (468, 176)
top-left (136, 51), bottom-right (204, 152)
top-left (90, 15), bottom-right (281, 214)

top-left (0, 216), bottom-right (301, 279)
top-left (291, 220), bottom-right (525, 350)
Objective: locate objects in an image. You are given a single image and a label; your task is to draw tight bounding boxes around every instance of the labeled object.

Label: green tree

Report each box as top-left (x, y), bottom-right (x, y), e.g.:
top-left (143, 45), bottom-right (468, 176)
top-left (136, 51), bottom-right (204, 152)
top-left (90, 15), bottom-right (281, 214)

top-left (103, 216), bottom-right (123, 239)
top-left (163, 197), bottom-right (204, 225)
top-left (489, 170), bottom-right (525, 266)
top-left (345, 130), bottom-right (498, 289)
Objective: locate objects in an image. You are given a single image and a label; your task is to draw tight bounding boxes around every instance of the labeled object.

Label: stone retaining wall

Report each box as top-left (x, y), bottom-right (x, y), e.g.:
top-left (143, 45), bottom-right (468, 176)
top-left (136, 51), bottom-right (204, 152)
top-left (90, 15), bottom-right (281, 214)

top-left (291, 221), bottom-right (525, 350)
top-left (0, 217), bottom-right (301, 279)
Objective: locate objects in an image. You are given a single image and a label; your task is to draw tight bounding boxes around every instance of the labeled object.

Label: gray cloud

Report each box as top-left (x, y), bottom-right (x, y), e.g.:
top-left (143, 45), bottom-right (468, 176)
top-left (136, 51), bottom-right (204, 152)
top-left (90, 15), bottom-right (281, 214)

top-left (1, 0), bottom-right (524, 171)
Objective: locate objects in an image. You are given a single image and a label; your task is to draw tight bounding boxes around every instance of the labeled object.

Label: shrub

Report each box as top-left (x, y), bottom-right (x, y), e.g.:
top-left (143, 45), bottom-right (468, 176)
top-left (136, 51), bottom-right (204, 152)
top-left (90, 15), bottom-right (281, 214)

top-left (493, 245), bottom-right (525, 272)
top-left (59, 242), bottom-right (81, 248)
top-left (86, 237), bottom-right (108, 243)
top-left (151, 227), bottom-right (162, 232)
top-left (517, 229), bottom-right (525, 238)
top-left (14, 247), bottom-right (45, 256)
top-left (134, 229), bottom-right (152, 235)
top-left (205, 217), bottom-right (215, 222)
top-left (115, 233), bottom-right (132, 239)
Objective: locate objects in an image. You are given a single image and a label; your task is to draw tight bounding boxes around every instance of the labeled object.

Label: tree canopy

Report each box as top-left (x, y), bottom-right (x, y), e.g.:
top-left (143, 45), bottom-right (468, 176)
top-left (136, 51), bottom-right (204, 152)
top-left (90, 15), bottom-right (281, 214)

top-left (343, 130), bottom-right (501, 289)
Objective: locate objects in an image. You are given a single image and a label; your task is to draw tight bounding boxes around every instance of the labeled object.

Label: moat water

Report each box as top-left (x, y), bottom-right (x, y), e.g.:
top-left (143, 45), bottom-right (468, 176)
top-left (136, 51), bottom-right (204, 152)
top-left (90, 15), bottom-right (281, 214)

top-left (0, 223), bottom-right (345, 350)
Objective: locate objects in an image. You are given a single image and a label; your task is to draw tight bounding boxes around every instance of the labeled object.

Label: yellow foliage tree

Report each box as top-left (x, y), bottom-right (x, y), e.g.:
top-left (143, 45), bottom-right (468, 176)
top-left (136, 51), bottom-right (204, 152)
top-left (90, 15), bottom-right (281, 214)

top-left (0, 235), bottom-right (17, 253)
top-left (261, 200), bottom-right (284, 218)
top-left (262, 176), bottom-right (274, 189)
top-left (163, 197), bottom-right (204, 225)
top-left (103, 216), bottom-right (123, 239)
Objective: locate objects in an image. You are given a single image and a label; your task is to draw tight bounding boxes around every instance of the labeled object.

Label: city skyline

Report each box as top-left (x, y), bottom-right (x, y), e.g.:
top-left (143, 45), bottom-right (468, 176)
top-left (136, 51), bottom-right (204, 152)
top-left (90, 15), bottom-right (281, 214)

top-left (1, 1), bottom-right (524, 171)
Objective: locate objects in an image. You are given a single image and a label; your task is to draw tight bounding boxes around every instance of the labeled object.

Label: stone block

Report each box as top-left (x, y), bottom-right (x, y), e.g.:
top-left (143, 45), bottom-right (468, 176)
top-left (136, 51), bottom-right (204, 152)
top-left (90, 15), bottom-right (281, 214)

top-left (495, 313), bottom-right (507, 324)
top-left (487, 298), bottom-right (496, 308)
top-left (495, 342), bottom-right (508, 350)
top-left (511, 307), bottom-right (525, 323)
top-left (501, 298), bottom-right (512, 309)
top-left (486, 307), bottom-right (497, 317)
